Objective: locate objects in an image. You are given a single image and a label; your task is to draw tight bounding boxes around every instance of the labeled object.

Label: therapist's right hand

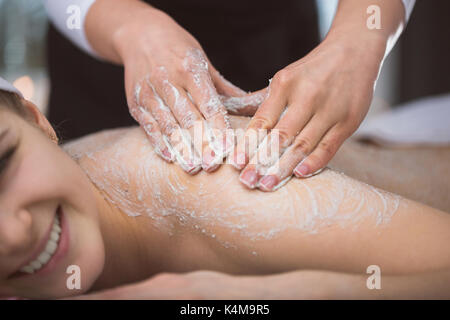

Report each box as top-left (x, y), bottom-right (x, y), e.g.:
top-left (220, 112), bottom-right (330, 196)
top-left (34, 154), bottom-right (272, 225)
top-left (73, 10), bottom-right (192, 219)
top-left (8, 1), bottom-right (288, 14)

top-left (109, 7), bottom-right (257, 174)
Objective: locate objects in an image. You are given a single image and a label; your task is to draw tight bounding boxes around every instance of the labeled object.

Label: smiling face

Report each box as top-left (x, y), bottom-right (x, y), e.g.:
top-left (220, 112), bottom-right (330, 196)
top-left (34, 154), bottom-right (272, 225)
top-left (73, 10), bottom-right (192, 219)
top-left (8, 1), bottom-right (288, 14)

top-left (0, 96), bottom-right (105, 299)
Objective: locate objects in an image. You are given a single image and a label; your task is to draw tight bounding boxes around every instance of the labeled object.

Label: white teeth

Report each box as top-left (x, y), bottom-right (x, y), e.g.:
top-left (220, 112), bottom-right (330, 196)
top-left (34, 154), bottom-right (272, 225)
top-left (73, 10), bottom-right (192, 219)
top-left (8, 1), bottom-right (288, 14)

top-left (37, 252), bottom-right (52, 265)
top-left (21, 266), bottom-right (34, 274)
top-left (20, 215), bottom-right (62, 274)
top-left (30, 260), bottom-right (42, 270)
top-left (50, 231), bottom-right (59, 242)
top-left (45, 240), bottom-right (58, 255)
top-left (53, 223), bottom-right (61, 234)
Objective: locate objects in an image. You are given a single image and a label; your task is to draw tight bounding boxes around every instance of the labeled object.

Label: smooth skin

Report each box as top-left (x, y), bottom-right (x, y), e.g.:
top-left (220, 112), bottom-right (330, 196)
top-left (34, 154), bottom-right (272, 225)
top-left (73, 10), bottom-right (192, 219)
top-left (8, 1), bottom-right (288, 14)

top-left (83, 0), bottom-right (408, 189)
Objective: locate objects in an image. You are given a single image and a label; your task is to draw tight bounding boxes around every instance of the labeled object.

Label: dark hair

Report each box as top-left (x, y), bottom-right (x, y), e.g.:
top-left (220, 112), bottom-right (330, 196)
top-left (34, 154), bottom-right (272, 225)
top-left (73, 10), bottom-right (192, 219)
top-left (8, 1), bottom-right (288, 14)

top-left (0, 89), bottom-right (28, 117)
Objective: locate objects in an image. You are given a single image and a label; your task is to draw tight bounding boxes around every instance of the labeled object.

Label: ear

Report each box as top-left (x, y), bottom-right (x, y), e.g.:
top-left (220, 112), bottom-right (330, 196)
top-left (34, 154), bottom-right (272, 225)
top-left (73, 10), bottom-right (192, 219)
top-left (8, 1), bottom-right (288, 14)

top-left (21, 99), bottom-right (59, 144)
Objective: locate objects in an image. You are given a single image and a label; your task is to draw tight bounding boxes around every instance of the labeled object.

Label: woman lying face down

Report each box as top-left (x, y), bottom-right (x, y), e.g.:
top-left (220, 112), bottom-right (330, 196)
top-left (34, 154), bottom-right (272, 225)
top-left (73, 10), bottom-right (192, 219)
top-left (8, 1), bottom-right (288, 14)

top-left (0, 91), bottom-right (450, 299)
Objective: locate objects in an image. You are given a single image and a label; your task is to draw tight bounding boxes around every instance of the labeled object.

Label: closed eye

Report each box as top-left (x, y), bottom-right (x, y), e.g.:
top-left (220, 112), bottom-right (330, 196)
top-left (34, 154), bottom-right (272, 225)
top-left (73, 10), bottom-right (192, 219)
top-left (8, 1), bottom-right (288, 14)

top-left (0, 147), bottom-right (16, 176)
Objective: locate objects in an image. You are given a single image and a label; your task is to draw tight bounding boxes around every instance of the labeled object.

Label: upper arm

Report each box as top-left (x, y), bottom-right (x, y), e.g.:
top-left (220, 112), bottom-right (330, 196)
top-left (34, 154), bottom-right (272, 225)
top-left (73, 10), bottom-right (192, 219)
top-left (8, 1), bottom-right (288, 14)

top-left (187, 168), bottom-right (450, 275)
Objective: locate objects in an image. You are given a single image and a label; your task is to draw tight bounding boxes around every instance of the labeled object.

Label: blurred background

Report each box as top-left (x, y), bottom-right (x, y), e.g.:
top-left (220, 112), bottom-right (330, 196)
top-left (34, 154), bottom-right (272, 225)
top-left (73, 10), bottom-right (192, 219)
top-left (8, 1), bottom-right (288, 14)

top-left (0, 0), bottom-right (449, 119)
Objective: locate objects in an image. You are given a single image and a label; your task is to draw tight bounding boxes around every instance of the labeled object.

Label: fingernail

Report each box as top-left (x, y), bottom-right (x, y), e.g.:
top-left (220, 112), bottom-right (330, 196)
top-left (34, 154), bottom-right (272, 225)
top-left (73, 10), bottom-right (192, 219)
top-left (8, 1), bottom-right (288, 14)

top-left (202, 149), bottom-right (220, 172)
top-left (187, 165), bottom-right (202, 175)
top-left (203, 149), bottom-right (215, 166)
top-left (239, 169), bottom-right (258, 189)
top-left (294, 163), bottom-right (310, 177)
top-left (258, 175), bottom-right (277, 191)
top-left (161, 148), bottom-right (174, 162)
top-left (232, 152), bottom-right (247, 170)
top-left (185, 158), bottom-right (202, 174)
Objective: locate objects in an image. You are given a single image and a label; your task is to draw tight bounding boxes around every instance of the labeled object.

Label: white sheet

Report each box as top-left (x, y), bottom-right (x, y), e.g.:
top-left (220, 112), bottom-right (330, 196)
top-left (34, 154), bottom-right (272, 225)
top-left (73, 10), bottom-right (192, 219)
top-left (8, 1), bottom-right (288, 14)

top-left (354, 94), bottom-right (450, 146)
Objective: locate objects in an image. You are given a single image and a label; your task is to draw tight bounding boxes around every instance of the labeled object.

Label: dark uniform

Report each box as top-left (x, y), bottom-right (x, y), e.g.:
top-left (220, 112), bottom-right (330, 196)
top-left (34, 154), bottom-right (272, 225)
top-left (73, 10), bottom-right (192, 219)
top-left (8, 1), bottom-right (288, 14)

top-left (47, 0), bottom-right (319, 141)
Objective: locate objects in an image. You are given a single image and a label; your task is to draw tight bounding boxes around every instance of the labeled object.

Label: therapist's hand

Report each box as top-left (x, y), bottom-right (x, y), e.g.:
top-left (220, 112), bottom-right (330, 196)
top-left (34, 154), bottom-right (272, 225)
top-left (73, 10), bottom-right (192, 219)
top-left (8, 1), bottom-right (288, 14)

top-left (228, 0), bottom-right (408, 191)
top-left (115, 10), bottom-right (235, 173)
top-left (231, 32), bottom-right (386, 191)
top-left (108, 7), bottom-right (260, 173)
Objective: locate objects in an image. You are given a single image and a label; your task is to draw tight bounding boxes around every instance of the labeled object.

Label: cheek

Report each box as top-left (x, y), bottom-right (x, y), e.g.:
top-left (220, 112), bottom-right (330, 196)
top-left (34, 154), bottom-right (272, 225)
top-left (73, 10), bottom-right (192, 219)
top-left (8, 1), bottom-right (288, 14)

top-left (12, 143), bottom-right (98, 219)
top-left (9, 148), bottom-right (106, 298)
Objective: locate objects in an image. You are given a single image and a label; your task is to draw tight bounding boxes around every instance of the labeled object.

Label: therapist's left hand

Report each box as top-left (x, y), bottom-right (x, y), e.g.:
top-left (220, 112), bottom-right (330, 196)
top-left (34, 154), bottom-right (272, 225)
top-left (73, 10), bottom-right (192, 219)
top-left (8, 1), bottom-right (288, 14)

top-left (231, 32), bottom-right (386, 191)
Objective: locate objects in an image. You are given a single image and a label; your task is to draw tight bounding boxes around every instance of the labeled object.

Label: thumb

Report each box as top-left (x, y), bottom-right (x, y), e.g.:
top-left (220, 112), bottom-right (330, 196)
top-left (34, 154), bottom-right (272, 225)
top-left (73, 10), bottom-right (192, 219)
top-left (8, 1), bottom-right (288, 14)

top-left (220, 88), bottom-right (268, 116)
top-left (209, 64), bottom-right (268, 116)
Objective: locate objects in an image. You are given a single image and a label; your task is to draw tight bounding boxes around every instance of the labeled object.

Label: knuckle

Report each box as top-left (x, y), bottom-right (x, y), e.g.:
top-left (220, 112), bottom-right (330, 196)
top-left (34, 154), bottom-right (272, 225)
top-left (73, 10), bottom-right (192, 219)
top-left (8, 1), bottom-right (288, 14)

top-left (273, 69), bottom-right (292, 87)
top-left (318, 139), bottom-right (337, 158)
top-left (273, 128), bottom-right (292, 147)
top-left (160, 121), bottom-right (177, 135)
top-left (202, 97), bottom-right (223, 119)
top-left (250, 115), bottom-right (275, 130)
top-left (292, 136), bottom-right (314, 156)
top-left (180, 112), bottom-right (198, 129)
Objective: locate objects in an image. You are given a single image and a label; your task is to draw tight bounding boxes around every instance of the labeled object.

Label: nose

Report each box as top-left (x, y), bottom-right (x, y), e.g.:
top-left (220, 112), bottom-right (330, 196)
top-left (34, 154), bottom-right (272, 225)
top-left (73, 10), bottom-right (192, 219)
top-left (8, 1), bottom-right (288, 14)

top-left (0, 209), bottom-right (33, 256)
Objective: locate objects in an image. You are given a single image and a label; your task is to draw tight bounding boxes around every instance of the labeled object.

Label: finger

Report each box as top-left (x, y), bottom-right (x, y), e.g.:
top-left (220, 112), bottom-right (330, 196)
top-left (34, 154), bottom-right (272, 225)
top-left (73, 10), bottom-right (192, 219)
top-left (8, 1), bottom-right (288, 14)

top-left (220, 88), bottom-right (268, 116)
top-left (243, 102), bottom-right (314, 181)
top-left (141, 78), bottom-right (201, 173)
top-left (183, 52), bottom-right (233, 170)
top-left (158, 79), bottom-right (203, 130)
top-left (294, 125), bottom-right (346, 178)
top-left (258, 116), bottom-right (334, 191)
top-left (238, 132), bottom-right (280, 189)
top-left (243, 81), bottom-right (324, 189)
top-left (157, 78), bottom-right (205, 172)
top-left (210, 66), bottom-right (267, 116)
top-left (231, 74), bottom-right (288, 171)
top-left (129, 98), bottom-right (174, 163)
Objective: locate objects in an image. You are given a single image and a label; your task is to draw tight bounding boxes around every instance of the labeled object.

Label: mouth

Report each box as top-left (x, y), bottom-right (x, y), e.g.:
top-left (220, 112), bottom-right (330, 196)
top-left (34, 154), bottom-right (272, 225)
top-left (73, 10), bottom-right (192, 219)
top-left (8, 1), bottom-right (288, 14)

top-left (9, 205), bottom-right (70, 279)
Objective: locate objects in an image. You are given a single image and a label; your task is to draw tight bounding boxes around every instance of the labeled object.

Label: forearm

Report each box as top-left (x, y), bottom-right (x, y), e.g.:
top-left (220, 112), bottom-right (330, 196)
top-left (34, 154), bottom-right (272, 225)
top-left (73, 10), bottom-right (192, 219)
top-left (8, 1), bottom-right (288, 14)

top-left (84, 0), bottom-right (164, 63)
top-left (262, 269), bottom-right (450, 299)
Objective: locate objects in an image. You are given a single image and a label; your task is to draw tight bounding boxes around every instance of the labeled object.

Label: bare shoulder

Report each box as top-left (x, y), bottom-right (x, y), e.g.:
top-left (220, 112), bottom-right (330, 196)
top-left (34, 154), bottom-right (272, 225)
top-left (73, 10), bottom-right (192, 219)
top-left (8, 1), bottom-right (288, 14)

top-left (61, 115), bottom-right (250, 162)
top-left (62, 127), bottom-right (141, 161)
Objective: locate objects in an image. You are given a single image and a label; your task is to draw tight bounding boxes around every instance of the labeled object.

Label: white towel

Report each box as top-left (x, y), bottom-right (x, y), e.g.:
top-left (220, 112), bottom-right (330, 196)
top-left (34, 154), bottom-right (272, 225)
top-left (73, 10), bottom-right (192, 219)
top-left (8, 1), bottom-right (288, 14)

top-left (354, 94), bottom-right (450, 146)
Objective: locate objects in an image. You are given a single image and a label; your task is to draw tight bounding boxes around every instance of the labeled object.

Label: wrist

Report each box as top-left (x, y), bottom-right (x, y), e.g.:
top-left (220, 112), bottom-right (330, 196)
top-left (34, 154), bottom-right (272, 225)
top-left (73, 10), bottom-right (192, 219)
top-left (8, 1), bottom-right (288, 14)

top-left (325, 27), bottom-right (387, 65)
top-left (112, 7), bottom-right (170, 63)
